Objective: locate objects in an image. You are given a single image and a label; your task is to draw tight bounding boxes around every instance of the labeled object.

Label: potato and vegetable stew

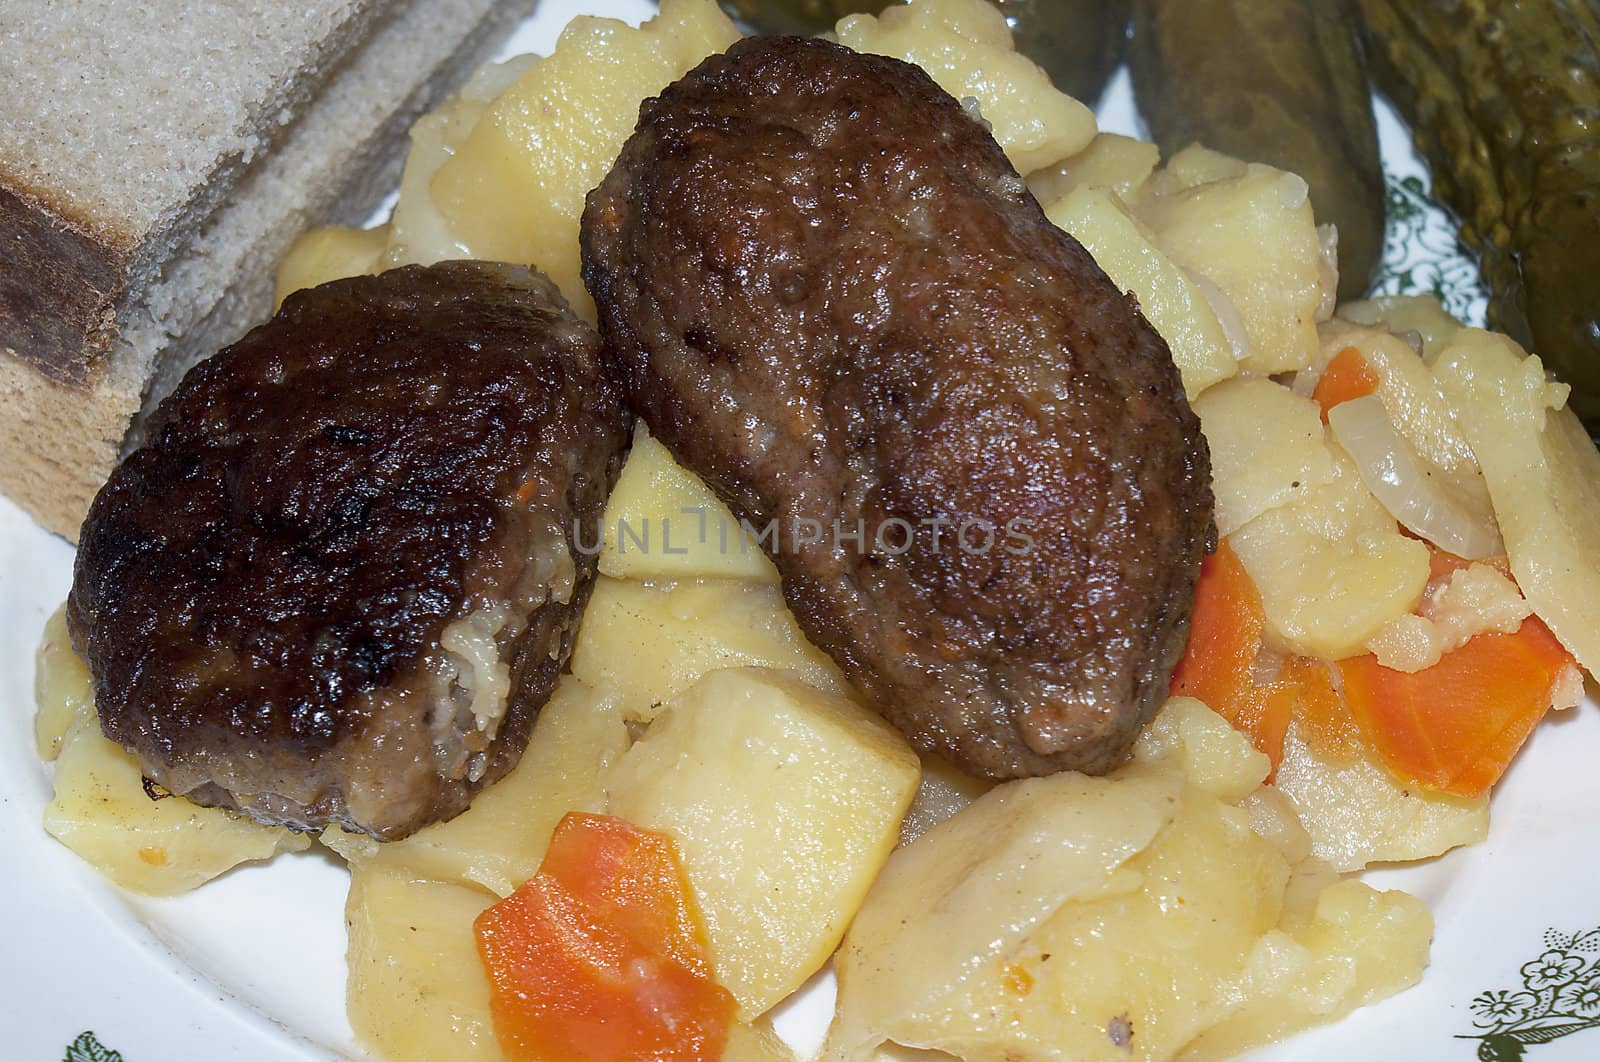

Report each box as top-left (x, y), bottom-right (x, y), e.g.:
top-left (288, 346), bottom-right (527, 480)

top-left (35, 0), bottom-right (1600, 1058)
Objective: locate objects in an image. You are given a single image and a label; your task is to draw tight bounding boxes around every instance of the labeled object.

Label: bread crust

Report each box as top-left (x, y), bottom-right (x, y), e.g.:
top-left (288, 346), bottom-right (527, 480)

top-left (0, 180), bottom-right (129, 384)
top-left (0, 0), bottom-right (528, 542)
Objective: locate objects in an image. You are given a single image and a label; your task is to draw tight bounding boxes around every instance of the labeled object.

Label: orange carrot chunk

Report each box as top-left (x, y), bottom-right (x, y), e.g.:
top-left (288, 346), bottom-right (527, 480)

top-left (1338, 616), bottom-right (1576, 798)
top-left (538, 812), bottom-right (714, 979)
top-left (1312, 346), bottom-right (1380, 422)
top-left (1245, 681), bottom-right (1295, 777)
top-left (1171, 540), bottom-right (1289, 768)
top-left (475, 813), bottom-right (736, 1062)
top-left (1171, 540), bottom-right (1263, 712)
top-left (1278, 656), bottom-right (1363, 762)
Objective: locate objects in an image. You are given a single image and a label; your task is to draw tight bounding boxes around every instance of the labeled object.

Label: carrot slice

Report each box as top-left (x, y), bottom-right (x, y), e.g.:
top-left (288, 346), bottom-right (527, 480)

top-left (1171, 540), bottom-right (1289, 768)
top-left (1247, 681), bottom-right (1295, 776)
top-left (1313, 346), bottom-right (1379, 422)
top-left (1278, 656), bottom-right (1362, 762)
top-left (537, 812), bottom-right (713, 979)
top-left (475, 813), bottom-right (736, 1062)
top-left (1171, 540), bottom-right (1262, 712)
top-left (1177, 535), bottom-right (1570, 793)
top-left (1338, 616), bottom-right (1575, 798)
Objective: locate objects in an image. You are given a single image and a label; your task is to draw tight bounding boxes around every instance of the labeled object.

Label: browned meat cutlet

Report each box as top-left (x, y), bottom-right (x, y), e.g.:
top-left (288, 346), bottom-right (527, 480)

top-left (67, 261), bottom-right (631, 840)
top-left (582, 36), bottom-right (1213, 779)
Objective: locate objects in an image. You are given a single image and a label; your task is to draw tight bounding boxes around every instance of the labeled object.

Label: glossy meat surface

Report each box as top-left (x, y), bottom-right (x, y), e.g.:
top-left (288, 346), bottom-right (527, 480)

top-left (583, 36), bottom-right (1213, 777)
top-left (68, 262), bottom-right (630, 839)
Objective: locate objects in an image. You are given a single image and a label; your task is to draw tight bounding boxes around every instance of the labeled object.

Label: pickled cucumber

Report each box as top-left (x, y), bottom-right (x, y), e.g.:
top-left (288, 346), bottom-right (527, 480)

top-left (1358, 0), bottom-right (1600, 435)
top-left (718, 0), bottom-right (1128, 103)
top-left (991, 0), bottom-right (1127, 104)
top-left (1130, 0), bottom-right (1384, 300)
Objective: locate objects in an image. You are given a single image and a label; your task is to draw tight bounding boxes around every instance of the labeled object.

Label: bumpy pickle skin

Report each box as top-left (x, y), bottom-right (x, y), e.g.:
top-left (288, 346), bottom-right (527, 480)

top-left (1359, 0), bottom-right (1600, 434)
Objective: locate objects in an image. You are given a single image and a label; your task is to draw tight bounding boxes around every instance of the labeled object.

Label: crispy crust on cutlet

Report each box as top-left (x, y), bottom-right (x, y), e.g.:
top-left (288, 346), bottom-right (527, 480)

top-left (69, 262), bottom-right (631, 839)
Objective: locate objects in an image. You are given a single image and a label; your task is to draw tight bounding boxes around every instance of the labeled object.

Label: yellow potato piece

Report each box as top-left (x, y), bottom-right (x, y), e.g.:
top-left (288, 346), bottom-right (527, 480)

top-left (600, 424), bottom-right (778, 584)
top-left (1139, 143), bottom-right (1249, 202)
top-left (1140, 163), bottom-right (1325, 374)
top-left (725, 1020), bottom-right (801, 1062)
top-left (376, 55), bottom-right (540, 271)
top-left (1026, 132), bottom-right (1160, 205)
top-left (981, 797), bottom-right (1292, 1059)
top-left (826, 699), bottom-right (1431, 1061)
top-left (1336, 293), bottom-right (1463, 363)
top-left (431, 0), bottom-right (740, 316)
top-left (379, 97), bottom-right (490, 269)
top-left (1045, 185), bottom-right (1237, 399)
top-left (1434, 328), bottom-right (1600, 675)
top-left (1194, 378), bottom-right (1336, 537)
top-left (271, 55), bottom-right (540, 294)
top-left (322, 677), bottom-right (629, 897)
top-left (1130, 696), bottom-right (1274, 803)
top-left (1230, 451), bottom-right (1429, 659)
top-left (828, 767), bottom-right (1182, 1059)
top-left (43, 696), bottom-right (308, 896)
top-left (345, 864), bottom-right (499, 1062)
top-left (1183, 879), bottom-right (1433, 1060)
top-left (34, 606), bottom-right (89, 761)
top-left (570, 576), bottom-right (848, 723)
top-left (1274, 723), bottom-right (1488, 873)
top-left (272, 223), bottom-right (388, 308)
top-left (605, 667), bottom-right (920, 1020)
top-left (835, 0), bottom-right (1095, 174)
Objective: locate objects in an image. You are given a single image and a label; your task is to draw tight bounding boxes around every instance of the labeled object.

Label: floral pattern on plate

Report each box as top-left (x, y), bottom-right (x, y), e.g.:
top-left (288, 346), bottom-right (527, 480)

top-left (1463, 928), bottom-right (1600, 1059)
top-left (1370, 171), bottom-right (1488, 326)
top-left (63, 1031), bottom-right (124, 1062)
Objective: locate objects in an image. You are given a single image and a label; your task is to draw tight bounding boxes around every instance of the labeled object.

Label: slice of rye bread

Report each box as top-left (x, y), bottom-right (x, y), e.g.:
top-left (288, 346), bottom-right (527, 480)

top-left (0, 0), bottom-right (530, 541)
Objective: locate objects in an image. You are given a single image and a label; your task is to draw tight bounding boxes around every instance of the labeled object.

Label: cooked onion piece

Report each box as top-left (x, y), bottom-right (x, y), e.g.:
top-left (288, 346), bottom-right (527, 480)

top-left (1318, 321), bottom-right (1482, 476)
top-left (1328, 395), bottom-right (1502, 559)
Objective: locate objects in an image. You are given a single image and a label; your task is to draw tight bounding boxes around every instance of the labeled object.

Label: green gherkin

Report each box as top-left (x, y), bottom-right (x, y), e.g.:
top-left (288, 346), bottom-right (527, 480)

top-left (716, 0), bottom-right (1129, 104)
top-left (992, 0), bottom-right (1129, 104)
top-left (1358, 0), bottom-right (1600, 434)
top-left (1130, 0), bottom-right (1384, 301)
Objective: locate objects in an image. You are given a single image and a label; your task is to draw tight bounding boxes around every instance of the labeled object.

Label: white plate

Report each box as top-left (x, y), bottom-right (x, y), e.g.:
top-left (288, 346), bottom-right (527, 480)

top-left (5, 2), bottom-right (1600, 1059)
